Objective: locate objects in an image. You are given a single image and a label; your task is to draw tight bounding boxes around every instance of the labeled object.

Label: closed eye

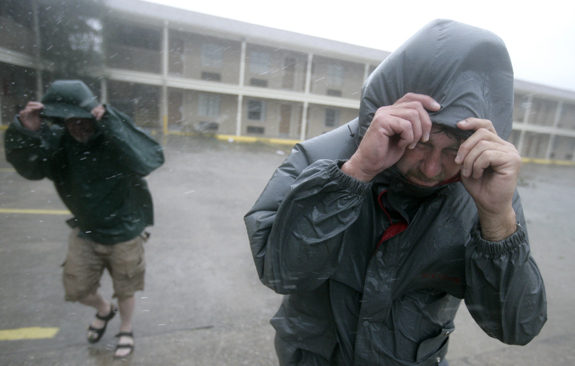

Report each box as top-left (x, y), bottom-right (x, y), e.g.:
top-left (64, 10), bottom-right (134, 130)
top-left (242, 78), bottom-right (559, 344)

top-left (415, 141), bottom-right (431, 149)
top-left (444, 148), bottom-right (459, 156)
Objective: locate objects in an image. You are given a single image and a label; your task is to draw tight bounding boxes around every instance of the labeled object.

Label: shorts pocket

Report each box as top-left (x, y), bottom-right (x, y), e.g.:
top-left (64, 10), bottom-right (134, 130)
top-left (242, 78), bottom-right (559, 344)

top-left (112, 237), bottom-right (146, 278)
top-left (127, 253), bottom-right (146, 279)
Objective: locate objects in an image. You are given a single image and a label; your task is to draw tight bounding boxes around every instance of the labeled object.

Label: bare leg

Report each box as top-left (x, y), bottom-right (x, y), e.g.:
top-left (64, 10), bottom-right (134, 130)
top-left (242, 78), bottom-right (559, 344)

top-left (114, 296), bottom-right (135, 358)
top-left (78, 292), bottom-right (113, 341)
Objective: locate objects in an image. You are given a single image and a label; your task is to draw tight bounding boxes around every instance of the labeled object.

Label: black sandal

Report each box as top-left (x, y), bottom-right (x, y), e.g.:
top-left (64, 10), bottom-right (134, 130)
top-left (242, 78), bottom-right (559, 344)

top-left (114, 331), bottom-right (135, 358)
top-left (86, 303), bottom-right (117, 344)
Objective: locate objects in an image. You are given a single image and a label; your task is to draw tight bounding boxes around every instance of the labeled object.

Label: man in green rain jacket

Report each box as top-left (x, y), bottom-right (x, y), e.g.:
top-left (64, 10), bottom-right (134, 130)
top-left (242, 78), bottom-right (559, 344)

top-left (4, 80), bottom-right (164, 358)
top-left (245, 20), bottom-right (546, 365)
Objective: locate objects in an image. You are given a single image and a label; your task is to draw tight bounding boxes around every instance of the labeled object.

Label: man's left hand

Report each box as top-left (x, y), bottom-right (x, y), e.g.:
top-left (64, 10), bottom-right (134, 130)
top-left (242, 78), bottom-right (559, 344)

top-left (91, 104), bottom-right (105, 121)
top-left (456, 118), bottom-right (520, 241)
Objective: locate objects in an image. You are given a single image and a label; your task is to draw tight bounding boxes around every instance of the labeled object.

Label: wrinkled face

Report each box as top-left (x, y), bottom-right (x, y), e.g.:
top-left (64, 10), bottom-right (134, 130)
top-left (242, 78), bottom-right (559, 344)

top-left (395, 125), bottom-right (463, 187)
top-left (65, 118), bottom-right (96, 143)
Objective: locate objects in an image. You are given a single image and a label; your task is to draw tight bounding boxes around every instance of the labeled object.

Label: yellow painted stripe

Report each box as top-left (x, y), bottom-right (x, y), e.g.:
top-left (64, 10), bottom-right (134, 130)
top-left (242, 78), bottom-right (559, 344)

top-left (0, 168), bottom-right (16, 173)
top-left (521, 157), bottom-right (575, 166)
top-left (216, 134), bottom-right (300, 146)
top-left (165, 130), bottom-right (194, 136)
top-left (0, 327), bottom-right (59, 340)
top-left (0, 208), bottom-right (71, 215)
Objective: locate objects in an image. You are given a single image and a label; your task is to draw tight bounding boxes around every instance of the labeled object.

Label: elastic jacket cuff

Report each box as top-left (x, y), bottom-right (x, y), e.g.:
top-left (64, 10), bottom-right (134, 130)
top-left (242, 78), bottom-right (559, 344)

top-left (471, 222), bottom-right (526, 258)
top-left (332, 159), bottom-right (372, 195)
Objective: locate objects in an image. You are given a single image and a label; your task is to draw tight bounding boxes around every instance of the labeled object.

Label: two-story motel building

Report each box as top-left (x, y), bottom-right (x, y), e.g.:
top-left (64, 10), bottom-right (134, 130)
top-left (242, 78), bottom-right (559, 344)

top-left (1, 0), bottom-right (575, 162)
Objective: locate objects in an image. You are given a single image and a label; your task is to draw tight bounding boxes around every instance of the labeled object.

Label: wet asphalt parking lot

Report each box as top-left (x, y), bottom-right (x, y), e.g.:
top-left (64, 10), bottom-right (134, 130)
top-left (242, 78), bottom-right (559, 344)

top-left (0, 133), bottom-right (574, 366)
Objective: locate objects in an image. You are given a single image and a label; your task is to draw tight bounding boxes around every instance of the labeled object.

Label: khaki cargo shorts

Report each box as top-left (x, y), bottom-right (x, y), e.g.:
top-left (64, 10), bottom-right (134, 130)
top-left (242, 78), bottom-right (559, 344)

top-left (62, 228), bottom-right (147, 302)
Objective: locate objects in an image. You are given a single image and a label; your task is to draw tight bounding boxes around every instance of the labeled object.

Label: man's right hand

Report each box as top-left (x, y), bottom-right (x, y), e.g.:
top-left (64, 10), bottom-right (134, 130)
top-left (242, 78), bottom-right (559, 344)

top-left (342, 93), bottom-right (440, 182)
top-left (19, 102), bottom-right (45, 132)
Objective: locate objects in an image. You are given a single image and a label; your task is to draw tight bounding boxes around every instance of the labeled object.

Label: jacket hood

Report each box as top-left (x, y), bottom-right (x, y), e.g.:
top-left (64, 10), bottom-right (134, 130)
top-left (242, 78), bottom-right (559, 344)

top-left (358, 19), bottom-right (514, 141)
top-left (40, 80), bottom-right (100, 121)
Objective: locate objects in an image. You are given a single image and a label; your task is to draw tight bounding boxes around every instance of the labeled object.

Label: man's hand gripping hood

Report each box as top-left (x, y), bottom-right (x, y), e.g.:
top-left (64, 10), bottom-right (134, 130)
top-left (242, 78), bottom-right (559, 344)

top-left (359, 19), bottom-right (514, 141)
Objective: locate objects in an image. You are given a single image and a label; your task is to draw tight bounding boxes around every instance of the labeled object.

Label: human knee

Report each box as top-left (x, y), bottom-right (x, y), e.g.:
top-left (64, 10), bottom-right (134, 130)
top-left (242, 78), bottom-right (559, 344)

top-left (112, 271), bottom-right (144, 301)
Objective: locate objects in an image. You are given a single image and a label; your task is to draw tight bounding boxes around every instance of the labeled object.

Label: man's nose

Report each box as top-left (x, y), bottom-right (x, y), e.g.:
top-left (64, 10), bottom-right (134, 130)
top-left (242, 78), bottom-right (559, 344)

top-left (420, 151), bottom-right (442, 178)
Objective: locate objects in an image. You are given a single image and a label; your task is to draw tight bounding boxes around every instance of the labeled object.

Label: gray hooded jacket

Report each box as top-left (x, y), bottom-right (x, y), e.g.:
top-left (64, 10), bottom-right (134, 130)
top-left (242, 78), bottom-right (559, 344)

top-left (244, 20), bottom-right (546, 365)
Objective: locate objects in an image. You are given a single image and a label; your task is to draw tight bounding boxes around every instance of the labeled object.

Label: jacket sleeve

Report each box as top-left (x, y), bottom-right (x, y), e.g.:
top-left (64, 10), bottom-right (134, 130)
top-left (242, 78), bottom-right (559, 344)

top-left (97, 104), bottom-right (164, 176)
top-left (245, 145), bottom-right (371, 294)
top-left (4, 116), bottom-right (63, 181)
top-left (464, 192), bottom-right (547, 345)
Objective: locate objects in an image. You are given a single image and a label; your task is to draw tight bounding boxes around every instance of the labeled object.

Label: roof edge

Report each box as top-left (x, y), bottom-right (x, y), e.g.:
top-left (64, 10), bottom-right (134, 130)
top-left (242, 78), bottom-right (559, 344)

top-left (105, 0), bottom-right (390, 63)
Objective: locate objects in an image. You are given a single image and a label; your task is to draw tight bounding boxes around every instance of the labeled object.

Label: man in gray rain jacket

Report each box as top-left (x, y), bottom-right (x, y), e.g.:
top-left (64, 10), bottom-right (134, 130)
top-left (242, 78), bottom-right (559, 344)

top-left (244, 20), bottom-right (547, 366)
top-left (4, 80), bottom-right (164, 358)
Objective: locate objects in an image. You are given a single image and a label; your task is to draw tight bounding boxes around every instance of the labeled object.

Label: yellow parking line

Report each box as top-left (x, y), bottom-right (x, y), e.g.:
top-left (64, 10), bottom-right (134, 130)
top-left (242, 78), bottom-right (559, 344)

top-left (0, 208), bottom-right (71, 215)
top-left (0, 168), bottom-right (16, 173)
top-left (0, 327), bottom-right (59, 340)
top-left (216, 134), bottom-right (300, 146)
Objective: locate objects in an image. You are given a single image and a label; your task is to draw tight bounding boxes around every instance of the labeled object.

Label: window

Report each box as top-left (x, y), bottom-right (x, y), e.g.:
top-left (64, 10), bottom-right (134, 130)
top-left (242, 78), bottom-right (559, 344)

top-left (247, 100), bottom-right (265, 120)
top-left (324, 109), bottom-right (340, 127)
top-left (327, 64), bottom-right (344, 87)
top-left (197, 121), bottom-right (219, 132)
top-left (247, 126), bottom-right (265, 134)
top-left (113, 23), bottom-right (161, 50)
top-left (326, 89), bottom-right (342, 97)
top-left (170, 38), bottom-right (184, 55)
top-left (201, 72), bottom-right (221, 81)
top-left (198, 93), bottom-right (220, 117)
top-left (201, 43), bottom-right (223, 68)
top-left (250, 78), bottom-right (268, 87)
top-left (249, 50), bottom-right (270, 75)
top-left (559, 103), bottom-right (575, 129)
top-left (282, 57), bottom-right (296, 89)
top-left (169, 38), bottom-right (184, 75)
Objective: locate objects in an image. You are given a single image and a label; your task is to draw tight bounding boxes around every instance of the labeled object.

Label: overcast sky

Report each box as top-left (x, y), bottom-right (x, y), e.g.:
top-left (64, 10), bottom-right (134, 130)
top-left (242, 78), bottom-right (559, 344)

top-left (144, 0), bottom-right (575, 92)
